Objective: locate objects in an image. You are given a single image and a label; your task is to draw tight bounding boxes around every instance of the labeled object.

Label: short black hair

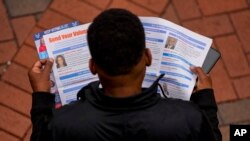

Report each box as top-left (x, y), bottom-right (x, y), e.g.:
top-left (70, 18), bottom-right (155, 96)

top-left (87, 8), bottom-right (145, 76)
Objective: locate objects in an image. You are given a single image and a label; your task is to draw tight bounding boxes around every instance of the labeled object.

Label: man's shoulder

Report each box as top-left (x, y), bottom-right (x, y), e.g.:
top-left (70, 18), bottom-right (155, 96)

top-left (54, 100), bottom-right (84, 115)
top-left (158, 97), bottom-right (203, 118)
top-left (143, 97), bottom-right (204, 132)
top-left (50, 100), bottom-right (88, 127)
top-left (159, 97), bottom-right (198, 108)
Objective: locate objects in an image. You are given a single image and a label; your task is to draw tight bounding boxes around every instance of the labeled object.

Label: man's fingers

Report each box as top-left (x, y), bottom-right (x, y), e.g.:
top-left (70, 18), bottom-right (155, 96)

top-left (190, 66), bottom-right (212, 91)
top-left (31, 60), bottom-right (43, 73)
top-left (43, 58), bottom-right (54, 75)
top-left (191, 67), bottom-right (207, 80)
top-left (40, 59), bottom-right (47, 64)
top-left (196, 67), bottom-right (207, 80)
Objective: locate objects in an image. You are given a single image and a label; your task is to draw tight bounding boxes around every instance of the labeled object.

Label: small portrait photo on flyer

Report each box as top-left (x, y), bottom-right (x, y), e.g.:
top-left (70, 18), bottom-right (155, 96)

top-left (55, 54), bottom-right (67, 68)
top-left (165, 36), bottom-right (178, 50)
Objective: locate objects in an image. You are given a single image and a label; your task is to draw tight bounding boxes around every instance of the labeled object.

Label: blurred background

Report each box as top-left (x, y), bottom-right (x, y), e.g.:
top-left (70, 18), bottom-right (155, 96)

top-left (0, 0), bottom-right (250, 141)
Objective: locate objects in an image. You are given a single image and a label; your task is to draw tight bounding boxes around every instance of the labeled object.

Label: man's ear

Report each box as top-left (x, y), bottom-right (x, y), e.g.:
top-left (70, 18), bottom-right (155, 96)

top-left (145, 48), bottom-right (152, 66)
top-left (89, 59), bottom-right (97, 75)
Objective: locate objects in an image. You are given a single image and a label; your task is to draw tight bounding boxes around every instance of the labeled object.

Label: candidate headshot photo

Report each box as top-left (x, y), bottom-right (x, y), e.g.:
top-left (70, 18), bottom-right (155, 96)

top-left (55, 55), bottom-right (67, 68)
top-left (165, 36), bottom-right (177, 50)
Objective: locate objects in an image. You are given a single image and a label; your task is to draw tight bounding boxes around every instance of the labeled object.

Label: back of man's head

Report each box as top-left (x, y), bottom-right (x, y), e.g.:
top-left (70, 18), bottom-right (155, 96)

top-left (87, 8), bottom-right (145, 76)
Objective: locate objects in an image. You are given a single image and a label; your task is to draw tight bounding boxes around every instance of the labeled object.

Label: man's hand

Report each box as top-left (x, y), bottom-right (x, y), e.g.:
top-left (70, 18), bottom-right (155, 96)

top-left (28, 59), bottom-right (53, 92)
top-left (190, 67), bottom-right (212, 92)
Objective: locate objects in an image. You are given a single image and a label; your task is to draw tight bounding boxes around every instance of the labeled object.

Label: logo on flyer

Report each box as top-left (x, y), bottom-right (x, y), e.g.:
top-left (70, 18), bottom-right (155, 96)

top-left (34, 33), bottom-right (41, 40)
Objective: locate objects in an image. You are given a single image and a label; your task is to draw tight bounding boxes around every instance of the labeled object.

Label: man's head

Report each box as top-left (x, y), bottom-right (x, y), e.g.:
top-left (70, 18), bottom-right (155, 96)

top-left (87, 8), bottom-right (151, 77)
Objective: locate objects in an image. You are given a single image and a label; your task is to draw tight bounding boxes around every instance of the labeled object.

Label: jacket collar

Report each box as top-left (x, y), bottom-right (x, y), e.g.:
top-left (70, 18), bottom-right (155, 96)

top-left (77, 74), bottom-right (164, 110)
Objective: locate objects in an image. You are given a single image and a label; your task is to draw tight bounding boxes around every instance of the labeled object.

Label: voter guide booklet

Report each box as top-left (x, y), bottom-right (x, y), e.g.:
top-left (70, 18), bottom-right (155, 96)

top-left (33, 17), bottom-right (212, 106)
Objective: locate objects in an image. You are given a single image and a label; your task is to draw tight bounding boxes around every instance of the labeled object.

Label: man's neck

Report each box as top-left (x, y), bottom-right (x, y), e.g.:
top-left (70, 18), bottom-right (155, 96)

top-left (99, 72), bottom-right (144, 98)
top-left (102, 82), bottom-right (142, 98)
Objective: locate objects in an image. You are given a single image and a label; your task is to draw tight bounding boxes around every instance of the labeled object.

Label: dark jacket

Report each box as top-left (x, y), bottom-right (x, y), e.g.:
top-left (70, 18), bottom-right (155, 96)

top-left (30, 78), bottom-right (222, 141)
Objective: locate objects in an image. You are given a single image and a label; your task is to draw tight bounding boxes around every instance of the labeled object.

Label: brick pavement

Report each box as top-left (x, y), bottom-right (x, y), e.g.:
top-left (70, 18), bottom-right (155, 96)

top-left (0, 0), bottom-right (250, 141)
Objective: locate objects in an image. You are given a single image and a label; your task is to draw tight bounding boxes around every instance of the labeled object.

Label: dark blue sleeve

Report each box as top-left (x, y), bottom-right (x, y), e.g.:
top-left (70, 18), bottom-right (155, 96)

top-left (30, 92), bottom-right (55, 141)
top-left (191, 89), bottom-right (222, 141)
